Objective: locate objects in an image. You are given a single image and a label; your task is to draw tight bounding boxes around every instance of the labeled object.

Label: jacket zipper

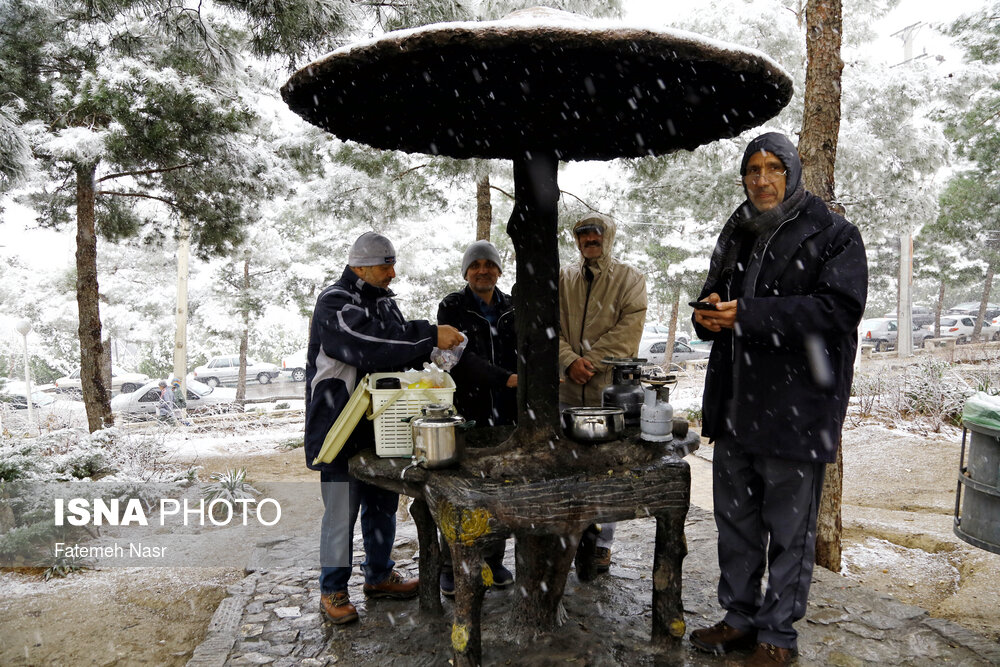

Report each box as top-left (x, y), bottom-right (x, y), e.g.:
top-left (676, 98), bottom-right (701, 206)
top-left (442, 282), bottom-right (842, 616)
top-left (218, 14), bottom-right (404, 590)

top-left (730, 211), bottom-right (800, 399)
top-left (579, 269), bottom-right (594, 406)
top-left (466, 307), bottom-right (497, 422)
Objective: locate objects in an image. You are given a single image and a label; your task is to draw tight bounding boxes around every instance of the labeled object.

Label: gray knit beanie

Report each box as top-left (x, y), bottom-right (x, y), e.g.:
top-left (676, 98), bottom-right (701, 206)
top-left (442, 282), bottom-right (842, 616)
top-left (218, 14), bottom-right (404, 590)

top-left (348, 232), bottom-right (396, 267)
top-left (461, 240), bottom-right (502, 278)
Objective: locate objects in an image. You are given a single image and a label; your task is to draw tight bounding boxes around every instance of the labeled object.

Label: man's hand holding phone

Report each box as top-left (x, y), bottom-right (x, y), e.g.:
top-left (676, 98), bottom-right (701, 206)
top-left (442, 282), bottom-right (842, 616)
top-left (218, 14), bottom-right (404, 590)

top-left (692, 294), bottom-right (738, 332)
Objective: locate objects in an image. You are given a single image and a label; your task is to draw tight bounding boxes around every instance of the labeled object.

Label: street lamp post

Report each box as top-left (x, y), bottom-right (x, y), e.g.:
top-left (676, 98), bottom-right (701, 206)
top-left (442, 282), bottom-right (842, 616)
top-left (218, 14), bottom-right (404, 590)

top-left (14, 319), bottom-right (34, 427)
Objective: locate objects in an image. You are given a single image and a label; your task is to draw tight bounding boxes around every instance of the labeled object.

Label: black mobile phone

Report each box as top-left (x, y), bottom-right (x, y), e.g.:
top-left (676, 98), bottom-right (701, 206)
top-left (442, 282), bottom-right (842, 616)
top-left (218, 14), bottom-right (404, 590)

top-left (689, 301), bottom-right (716, 310)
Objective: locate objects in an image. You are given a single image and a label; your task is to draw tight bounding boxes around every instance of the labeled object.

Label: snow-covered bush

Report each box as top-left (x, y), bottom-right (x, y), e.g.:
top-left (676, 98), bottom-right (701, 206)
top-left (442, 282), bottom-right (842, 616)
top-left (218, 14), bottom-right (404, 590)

top-left (0, 426), bottom-right (201, 565)
top-left (850, 370), bottom-right (891, 423)
top-left (899, 359), bottom-right (973, 431)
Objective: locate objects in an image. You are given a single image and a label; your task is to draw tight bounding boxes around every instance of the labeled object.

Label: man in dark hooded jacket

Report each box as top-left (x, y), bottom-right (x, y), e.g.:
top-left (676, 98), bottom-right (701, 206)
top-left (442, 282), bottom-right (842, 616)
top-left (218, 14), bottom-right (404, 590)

top-left (688, 133), bottom-right (867, 666)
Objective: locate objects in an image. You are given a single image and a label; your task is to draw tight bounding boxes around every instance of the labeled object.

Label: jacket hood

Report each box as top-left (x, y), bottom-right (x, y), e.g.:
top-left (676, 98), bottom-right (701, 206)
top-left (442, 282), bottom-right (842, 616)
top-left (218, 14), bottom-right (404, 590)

top-left (740, 132), bottom-right (802, 205)
top-left (572, 213), bottom-right (617, 266)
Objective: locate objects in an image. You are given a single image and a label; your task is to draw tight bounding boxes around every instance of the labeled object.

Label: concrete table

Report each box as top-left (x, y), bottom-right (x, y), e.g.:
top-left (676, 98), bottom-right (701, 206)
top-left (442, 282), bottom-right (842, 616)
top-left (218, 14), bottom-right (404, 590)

top-left (349, 429), bottom-right (698, 666)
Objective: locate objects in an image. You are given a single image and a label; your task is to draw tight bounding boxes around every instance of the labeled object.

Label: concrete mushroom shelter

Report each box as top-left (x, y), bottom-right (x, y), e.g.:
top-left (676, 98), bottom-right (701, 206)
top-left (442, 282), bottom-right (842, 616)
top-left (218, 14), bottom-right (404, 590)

top-left (282, 8), bottom-right (792, 664)
top-left (283, 7), bottom-right (791, 445)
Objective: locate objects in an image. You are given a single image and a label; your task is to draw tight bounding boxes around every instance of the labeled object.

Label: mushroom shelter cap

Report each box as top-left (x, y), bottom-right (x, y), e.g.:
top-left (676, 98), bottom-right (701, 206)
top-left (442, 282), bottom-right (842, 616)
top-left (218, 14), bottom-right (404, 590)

top-left (281, 7), bottom-right (794, 161)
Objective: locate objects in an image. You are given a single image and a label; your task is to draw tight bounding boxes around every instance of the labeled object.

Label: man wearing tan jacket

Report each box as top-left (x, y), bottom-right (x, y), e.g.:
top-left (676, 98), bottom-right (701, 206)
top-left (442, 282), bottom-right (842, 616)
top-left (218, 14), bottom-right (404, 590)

top-left (559, 212), bottom-right (647, 577)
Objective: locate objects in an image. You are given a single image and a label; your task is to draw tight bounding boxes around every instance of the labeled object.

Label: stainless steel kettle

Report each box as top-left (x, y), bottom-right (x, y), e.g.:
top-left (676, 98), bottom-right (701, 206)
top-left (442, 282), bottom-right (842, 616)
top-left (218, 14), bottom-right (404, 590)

top-left (409, 403), bottom-right (473, 469)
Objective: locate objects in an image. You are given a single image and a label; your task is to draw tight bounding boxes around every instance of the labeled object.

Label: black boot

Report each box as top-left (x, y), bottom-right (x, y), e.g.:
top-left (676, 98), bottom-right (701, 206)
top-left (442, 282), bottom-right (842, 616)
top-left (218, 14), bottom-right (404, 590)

top-left (575, 524), bottom-right (601, 582)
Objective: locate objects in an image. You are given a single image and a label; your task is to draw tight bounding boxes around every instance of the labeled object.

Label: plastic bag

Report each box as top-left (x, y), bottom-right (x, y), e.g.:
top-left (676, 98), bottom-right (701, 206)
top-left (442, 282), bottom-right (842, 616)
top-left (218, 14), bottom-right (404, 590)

top-left (430, 334), bottom-right (467, 371)
top-left (962, 392), bottom-right (1000, 431)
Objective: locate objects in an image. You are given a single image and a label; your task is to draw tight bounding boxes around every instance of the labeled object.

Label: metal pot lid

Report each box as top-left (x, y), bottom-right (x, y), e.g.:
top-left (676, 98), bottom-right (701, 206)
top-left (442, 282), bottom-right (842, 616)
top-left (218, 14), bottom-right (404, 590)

top-left (562, 406), bottom-right (625, 417)
top-left (416, 403), bottom-right (464, 423)
top-left (419, 402), bottom-right (454, 416)
top-left (602, 357), bottom-right (647, 366)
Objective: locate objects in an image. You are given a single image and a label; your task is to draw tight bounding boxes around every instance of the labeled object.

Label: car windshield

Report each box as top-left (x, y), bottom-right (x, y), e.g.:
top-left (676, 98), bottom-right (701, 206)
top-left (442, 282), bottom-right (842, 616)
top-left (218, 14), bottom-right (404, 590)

top-left (188, 379), bottom-right (213, 397)
top-left (941, 318), bottom-right (957, 326)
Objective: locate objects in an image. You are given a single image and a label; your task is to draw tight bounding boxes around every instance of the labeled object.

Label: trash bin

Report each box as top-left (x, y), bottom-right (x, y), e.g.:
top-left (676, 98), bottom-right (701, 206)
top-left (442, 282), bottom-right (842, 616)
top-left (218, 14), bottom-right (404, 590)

top-left (954, 393), bottom-right (1000, 555)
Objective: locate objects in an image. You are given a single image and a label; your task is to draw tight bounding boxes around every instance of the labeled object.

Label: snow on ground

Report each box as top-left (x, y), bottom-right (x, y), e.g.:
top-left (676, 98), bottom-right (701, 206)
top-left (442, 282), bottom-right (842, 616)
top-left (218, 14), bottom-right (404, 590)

top-left (145, 417), bottom-right (305, 461)
top-left (842, 536), bottom-right (961, 593)
top-left (0, 566), bottom-right (236, 609)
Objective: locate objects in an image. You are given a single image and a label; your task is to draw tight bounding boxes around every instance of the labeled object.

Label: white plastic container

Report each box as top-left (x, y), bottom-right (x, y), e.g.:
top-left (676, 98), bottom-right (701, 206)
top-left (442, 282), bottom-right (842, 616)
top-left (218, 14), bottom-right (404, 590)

top-left (368, 372), bottom-right (456, 457)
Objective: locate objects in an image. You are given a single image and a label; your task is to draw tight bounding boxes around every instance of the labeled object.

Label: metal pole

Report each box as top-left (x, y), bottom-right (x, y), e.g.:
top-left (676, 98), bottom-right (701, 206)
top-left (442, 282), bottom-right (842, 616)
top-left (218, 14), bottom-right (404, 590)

top-left (898, 234), bottom-right (914, 356)
top-left (16, 320), bottom-right (35, 427)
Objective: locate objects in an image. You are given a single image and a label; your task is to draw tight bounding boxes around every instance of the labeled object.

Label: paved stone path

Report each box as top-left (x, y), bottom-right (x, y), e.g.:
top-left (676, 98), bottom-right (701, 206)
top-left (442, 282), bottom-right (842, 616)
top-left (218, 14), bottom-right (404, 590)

top-left (186, 499), bottom-right (1000, 666)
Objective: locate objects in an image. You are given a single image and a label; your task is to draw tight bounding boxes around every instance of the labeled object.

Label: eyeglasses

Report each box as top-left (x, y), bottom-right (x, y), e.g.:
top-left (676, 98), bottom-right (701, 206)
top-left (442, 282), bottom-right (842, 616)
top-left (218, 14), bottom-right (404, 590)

top-left (744, 166), bottom-right (787, 184)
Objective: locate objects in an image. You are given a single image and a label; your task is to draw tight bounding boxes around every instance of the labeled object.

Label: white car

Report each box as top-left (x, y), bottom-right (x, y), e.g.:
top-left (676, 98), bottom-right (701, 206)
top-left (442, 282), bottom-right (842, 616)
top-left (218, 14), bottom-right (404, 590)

top-left (637, 337), bottom-right (710, 369)
top-left (54, 367), bottom-right (149, 395)
top-left (192, 355), bottom-right (281, 387)
top-left (111, 379), bottom-right (237, 419)
top-left (859, 318), bottom-right (934, 351)
top-left (926, 316), bottom-right (997, 343)
top-left (1, 382), bottom-right (86, 430)
top-left (281, 348), bottom-right (307, 382)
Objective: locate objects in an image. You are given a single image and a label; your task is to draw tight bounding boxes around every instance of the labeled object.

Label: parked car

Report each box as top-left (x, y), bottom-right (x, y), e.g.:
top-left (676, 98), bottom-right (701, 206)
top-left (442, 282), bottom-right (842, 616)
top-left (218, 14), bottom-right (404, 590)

top-left (1, 384), bottom-right (58, 410)
top-left (881, 305), bottom-right (934, 328)
top-left (192, 355), bottom-right (280, 387)
top-left (110, 379), bottom-right (238, 419)
top-left (926, 316), bottom-right (997, 343)
top-left (859, 318), bottom-right (934, 351)
top-left (946, 302), bottom-right (1000, 320)
top-left (281, 349), bottom-right (307, 382)
top-left (0, 382), bottom-right (86, 429)
top-left (54, 367), bottom-right (149, 395)
top-left (642, 325), bottom-right (690, 345)
top-left (637, 337), bottom-right (711, 369)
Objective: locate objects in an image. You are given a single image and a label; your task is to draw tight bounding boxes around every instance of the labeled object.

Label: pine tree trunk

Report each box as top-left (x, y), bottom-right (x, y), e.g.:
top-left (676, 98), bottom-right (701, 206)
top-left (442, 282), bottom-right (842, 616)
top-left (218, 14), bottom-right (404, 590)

top-left (75, 162), bottom-right (114, 432)
top-left (799, 0), bottom-right (844, 213)
top-left (800, 0), bottom-right (844, 572)
top-left (476, 174), bottom-right (492, 241)
top-left (974, 259), bottom-right (995, 343)
top-left (236, 256), bottom-right (250, 404)
top-left (665, 281), bottom-right (681, 368)
top-left (935, 280), bottom-right (945, 337)
top-left (101, 336), bottom-right (112, 391)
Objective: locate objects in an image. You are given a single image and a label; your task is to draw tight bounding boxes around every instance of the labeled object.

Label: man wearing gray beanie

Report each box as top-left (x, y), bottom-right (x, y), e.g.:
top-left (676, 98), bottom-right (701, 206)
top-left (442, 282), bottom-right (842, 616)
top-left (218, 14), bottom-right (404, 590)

top-left (436, 239), bottom-right (517, 595)
top-left (305, 231), bottom-right (463, 624)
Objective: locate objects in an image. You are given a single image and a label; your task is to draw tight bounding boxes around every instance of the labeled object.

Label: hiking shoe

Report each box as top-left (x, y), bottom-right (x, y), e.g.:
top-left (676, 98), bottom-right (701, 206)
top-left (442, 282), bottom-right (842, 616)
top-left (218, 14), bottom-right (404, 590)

top-left (320, 591), bottom-right (358, 625)
top-left (440, 569), bottom-right (455, 597)
top-left (487, 561), bottom-right (514, 588)
top-left (744, 642), bottom-right (796, 666)
top-left (690, 620), bottom-right (757, 654)
top-left (363, 570), bottom-right (419, 599)
top-left (592, 547), bottom-right (611, 574)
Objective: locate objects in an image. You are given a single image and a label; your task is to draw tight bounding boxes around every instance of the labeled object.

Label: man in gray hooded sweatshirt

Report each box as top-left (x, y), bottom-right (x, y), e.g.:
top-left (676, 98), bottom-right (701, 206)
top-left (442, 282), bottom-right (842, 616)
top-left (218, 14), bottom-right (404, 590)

top-left (689, 133), bottom-right (868, 666)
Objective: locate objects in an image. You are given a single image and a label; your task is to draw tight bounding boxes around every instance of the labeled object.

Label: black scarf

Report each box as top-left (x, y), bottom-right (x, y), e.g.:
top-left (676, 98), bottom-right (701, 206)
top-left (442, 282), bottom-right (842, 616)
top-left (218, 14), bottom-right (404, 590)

top-left (703, 183), bottom-right (808, 299)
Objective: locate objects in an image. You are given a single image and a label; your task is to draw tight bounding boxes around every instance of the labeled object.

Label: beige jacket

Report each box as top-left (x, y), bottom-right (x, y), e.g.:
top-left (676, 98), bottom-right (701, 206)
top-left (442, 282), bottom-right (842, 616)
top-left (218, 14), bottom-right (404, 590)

top-left (559, 214), bottom-right (647, 407)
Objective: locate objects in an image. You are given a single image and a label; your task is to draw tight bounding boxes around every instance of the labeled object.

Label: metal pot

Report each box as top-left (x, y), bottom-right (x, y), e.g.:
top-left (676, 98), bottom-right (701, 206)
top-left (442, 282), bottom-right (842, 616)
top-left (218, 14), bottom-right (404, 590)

top-left (561, 406), bottom-right (625, 444)
top-left (410, 403), bottom-right (473, 469)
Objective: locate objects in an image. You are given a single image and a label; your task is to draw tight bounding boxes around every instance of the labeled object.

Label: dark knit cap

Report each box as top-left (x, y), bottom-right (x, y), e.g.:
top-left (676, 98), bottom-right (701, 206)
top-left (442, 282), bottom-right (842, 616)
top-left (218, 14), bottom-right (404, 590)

top-left (461, 240), bottom-right (502, 278)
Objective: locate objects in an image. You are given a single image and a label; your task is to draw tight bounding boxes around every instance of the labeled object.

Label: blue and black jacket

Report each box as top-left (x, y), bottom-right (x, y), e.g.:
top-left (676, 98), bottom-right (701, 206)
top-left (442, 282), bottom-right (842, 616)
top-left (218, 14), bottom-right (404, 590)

top-left (304, 265), bottom-right (436, 471)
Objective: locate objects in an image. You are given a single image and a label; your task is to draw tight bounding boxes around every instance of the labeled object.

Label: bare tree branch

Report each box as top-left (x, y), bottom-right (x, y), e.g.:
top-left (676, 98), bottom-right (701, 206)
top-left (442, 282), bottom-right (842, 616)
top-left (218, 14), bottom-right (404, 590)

top-left (96, 190), bottom-right (179, 208)
top-left (97, 163), bottom-right (195, 183)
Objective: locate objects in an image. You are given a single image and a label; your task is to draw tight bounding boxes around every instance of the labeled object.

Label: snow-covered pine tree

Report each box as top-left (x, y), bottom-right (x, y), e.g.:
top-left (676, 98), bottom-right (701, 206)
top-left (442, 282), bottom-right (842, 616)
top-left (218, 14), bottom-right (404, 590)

top-left (0, 0), bottom-right (359, 431)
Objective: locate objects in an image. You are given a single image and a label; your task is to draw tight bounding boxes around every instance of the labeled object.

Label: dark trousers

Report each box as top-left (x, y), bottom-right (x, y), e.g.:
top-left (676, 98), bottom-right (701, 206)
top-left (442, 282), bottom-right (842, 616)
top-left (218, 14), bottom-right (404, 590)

top-left (712, 435), bottom-right (825, 650)
top-left (319, 463), bottom-right (398, 594)
top-left (439, 534), bottom-right (507, 575)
